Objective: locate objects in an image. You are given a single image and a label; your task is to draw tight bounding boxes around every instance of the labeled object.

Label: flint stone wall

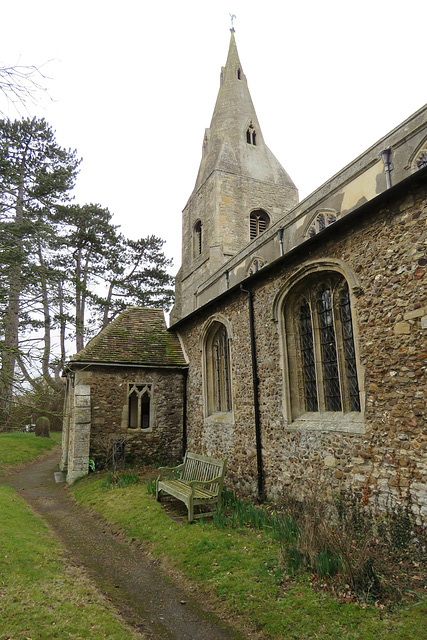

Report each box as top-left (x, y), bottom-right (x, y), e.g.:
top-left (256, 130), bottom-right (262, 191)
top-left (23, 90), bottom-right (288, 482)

top-left (177, 180), bottom-right (427, 521)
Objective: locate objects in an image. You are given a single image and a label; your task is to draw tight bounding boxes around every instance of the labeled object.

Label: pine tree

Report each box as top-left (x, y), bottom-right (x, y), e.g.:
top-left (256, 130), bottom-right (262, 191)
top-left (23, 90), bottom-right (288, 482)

top-left (0, 118), bottom-right (80, 424)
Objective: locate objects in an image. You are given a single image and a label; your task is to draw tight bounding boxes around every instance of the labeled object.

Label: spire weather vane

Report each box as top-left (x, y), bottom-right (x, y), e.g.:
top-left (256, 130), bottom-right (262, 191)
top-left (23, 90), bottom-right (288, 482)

top-left (230, 14), bottom-right (236, 31)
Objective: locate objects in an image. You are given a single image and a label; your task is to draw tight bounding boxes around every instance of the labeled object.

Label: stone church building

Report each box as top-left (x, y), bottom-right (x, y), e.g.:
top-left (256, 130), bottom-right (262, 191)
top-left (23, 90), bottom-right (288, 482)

top-left (62, 31), bottom-right (427, 521)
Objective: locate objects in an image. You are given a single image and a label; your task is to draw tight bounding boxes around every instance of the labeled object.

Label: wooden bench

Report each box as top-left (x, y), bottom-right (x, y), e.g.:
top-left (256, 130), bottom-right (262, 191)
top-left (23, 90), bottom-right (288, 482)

top-left (156, 452), bottom-right (227, 523)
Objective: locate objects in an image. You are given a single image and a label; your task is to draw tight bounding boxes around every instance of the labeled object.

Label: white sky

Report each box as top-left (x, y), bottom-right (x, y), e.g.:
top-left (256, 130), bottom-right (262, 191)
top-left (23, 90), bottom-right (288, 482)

top-left (2, 0), bottom-right (426, 276)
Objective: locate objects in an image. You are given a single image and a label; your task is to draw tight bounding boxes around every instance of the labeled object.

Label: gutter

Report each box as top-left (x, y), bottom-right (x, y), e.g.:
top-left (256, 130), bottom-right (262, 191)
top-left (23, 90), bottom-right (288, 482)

top-left (65, 361), bottom-right (188, 371)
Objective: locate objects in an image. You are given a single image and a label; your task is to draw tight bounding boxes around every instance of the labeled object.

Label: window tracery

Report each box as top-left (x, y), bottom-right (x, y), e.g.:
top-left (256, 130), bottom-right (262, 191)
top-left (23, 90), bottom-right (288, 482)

top-left (128, 383), bottom-right (152, 430)
top-left (247, 257), bottom-right (266, 276)
top-left (285, 274), bottom-right (360, 419)
top-left (306, 211), bottom-right (337, 238)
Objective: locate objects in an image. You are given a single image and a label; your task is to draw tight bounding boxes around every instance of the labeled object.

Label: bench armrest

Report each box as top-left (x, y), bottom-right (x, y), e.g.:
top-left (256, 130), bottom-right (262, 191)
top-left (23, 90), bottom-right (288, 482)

top-left (157, 463), bottom-right (184, 481)
top-left (188, 475), bottom-right (222, 489)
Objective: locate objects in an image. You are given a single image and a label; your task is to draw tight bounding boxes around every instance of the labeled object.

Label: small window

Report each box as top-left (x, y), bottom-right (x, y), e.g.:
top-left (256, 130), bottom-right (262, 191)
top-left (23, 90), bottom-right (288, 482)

top-left (246, 123), bottom-right (257, 146)
top-left (306, 211), bottom-right (338, 238)
top-left (193, 220), bottom-right (202, 257)
top-left (250, 210), bottom-right (270, 240)
top-left (237, 68), bottom-right (241, 80)
top-left (247, 258), bottom-right (266, 276)
top-left (128, 383), bottom-right (152, 430)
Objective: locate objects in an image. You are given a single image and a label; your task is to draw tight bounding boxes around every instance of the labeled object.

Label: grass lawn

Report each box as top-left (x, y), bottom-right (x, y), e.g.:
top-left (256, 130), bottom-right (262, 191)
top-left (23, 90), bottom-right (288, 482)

top-left (0, 486), bottom-right (142, 640)
top-left (0, 432), bottom-right (141, 640)
top-left (72, 473), bottom-right (427, 640)
top-left (0, 431), bottom-right (62, 476)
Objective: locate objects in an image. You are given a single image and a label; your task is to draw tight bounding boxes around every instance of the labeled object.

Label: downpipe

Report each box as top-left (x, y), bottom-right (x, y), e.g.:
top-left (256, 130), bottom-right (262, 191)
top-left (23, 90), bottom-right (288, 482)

top-left (182, 368), bottom-right (188, 458)
top-left (240, 284), bottom-right (264, 502)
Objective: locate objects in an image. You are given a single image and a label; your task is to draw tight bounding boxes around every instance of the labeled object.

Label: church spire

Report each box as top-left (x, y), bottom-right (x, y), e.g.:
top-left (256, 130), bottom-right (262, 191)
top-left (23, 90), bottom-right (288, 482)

top-left (191, 30), bottom-right (296, 197)
top-left (171, 30), bottom-right (298, 323)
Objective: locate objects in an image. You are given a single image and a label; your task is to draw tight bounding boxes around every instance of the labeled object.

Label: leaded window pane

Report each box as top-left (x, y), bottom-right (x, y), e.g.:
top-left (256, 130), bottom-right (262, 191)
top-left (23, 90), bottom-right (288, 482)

top-left (340, 287), bottom-right (361, 411)
top-left (300, 302), bottom-right (318, 411)
top-left (318, 288), bottom-right (342, 411)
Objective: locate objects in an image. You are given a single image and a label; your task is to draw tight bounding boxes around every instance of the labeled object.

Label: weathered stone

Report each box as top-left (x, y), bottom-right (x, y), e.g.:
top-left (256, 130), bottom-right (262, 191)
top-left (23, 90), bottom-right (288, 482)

top-left (394, 322), bottom-right (411, 335)
top-left (324, 455), bottom-right (337, 468)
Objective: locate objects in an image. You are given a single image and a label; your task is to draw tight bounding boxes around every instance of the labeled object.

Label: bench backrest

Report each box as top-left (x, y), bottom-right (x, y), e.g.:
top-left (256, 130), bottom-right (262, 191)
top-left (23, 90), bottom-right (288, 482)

top-left (181, 452), bottom-right (226, 495)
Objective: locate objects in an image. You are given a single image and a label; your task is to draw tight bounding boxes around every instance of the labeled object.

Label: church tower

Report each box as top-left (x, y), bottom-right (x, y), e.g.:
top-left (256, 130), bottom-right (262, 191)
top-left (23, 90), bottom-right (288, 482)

top-left (171, 30), bottom-right (298, 323)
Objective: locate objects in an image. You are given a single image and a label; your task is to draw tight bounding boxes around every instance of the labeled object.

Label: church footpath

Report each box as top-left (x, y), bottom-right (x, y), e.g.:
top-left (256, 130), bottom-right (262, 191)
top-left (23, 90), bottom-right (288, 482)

top-left (3, 450), bottom-right (248, 640)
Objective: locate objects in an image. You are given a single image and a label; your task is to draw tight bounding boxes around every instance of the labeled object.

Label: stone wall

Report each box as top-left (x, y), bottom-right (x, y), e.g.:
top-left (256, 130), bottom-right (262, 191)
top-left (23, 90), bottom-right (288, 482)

top-left (71, 366), bottom-right (185, 471)
top-left (176, 180), bottom-right (427, 521)
top-left (63, 385), bottom-right (91, 483)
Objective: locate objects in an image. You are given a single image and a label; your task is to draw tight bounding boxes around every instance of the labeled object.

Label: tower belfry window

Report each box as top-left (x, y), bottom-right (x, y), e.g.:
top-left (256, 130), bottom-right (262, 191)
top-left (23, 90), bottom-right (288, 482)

top-left (250, 210), bottom-right (270, 240)
top-left (246, 123), bottom-right (257, 146)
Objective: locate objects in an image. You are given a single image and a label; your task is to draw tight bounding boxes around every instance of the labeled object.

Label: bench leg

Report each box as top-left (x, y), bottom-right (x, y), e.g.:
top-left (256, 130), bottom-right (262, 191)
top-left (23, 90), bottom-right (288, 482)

top-left (156, 481), bottom-right (161, 502)
top-left (188, 496), bottom-right (194, 523)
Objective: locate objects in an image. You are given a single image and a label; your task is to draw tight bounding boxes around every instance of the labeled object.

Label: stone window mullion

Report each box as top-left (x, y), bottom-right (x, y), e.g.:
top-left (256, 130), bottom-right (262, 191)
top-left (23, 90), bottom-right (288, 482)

top-left (331, 287), bottom-right (349, 412)
top-left (339, 286), bottom-right (361, 412)
top-left (311, 293), bottom-right (327, 412)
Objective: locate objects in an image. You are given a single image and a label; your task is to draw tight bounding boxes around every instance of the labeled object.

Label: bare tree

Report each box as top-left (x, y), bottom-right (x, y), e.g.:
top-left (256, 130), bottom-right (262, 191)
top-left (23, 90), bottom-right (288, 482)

top-left (0, 61), bottom-right (51, 115)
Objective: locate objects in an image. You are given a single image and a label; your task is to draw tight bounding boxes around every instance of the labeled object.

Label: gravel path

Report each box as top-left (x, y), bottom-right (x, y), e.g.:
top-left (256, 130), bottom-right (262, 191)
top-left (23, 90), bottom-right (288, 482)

top-left (2, 449), bottom-right (247, 640)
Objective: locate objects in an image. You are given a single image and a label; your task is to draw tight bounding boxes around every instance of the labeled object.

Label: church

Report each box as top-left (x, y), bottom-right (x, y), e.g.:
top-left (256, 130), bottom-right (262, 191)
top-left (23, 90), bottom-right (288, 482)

top-left (61, 31), bottom-right (427, 522)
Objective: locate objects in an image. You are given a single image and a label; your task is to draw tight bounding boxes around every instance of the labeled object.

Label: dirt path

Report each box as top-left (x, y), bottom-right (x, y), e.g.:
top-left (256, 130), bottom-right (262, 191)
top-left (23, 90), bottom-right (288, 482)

top-left (2, 449), bottom-right (247, 640)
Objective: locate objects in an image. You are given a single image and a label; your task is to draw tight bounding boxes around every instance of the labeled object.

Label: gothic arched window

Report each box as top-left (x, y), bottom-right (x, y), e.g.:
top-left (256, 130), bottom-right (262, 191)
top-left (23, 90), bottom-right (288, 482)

top-left (250, 210), bottom-right (270, 240)
top-left (128, 383), bottom-right (153, 430)
top-left (306, 211), bottom-right (338, 238)
top-left (247, 257), bottom-right (266, 276)
top-left (285, 274), bottom-right (360, 419)
top-left (204, 321), bottom-right (232, 415)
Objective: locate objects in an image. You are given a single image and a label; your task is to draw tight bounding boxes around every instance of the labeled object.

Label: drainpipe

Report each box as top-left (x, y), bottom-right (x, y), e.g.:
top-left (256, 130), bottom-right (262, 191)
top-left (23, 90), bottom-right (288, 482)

top-left (240, 284), bottom-right (264, 502)
top-left (224, 269), bottom-right (230, 290)
top-left (380, 148), bottom-right (393, 189)
top-left (182, 368), bottom-right (188, 459)
top-left (277, 228), bottom-right (285, 257)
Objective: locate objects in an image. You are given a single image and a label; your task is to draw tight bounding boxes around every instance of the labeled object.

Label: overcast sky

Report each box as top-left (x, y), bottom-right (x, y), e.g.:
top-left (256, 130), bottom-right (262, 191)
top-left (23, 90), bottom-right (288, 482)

top-left (2, 0), bottom-right (426, 275)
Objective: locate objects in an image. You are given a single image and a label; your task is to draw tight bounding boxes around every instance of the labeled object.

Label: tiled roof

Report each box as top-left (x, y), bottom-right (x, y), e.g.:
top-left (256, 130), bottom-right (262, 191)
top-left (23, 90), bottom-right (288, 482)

top-left (70, 308), bottom-right (187, 367)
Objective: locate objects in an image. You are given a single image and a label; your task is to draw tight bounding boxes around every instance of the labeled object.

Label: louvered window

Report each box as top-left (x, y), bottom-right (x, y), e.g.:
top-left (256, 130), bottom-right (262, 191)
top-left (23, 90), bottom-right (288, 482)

top-left (250, 210), bottom-right (270, 240)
